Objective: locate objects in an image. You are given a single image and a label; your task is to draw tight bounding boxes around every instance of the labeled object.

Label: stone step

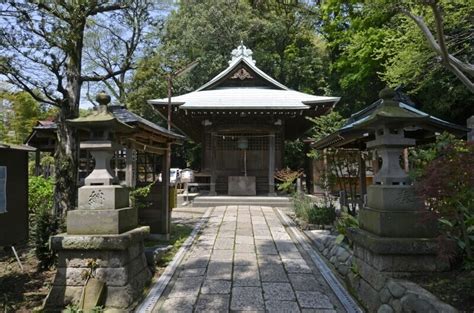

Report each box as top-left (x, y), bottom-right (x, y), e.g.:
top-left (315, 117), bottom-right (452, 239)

top-left (192, 196), bottom-right (292, 208)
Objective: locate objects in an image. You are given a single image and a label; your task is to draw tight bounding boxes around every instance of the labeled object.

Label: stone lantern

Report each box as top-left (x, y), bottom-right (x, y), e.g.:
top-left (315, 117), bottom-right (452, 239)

top-left (45, 92), bottom-right (151, 311)
top-left (348, 88), bottom-right (448, 276)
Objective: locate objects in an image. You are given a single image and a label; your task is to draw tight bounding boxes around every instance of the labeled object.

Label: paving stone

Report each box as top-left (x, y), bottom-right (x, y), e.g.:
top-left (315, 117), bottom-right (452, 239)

top-left (230, 287), bottom-right (264, 311)
top-left (265, 300), bottom-right (301, 313)
top-left (201, 280), bottom-right (232, 295)
top-left (159, 297), bottom-right (194, 312)
top-left (295, 291), bottom-right (334, 309)
top-left (179, 267), bottom-right (206, 277)
top-left (195, 294), bottom-right (230, 312)
top-left (233, 266), bottom-right (260, 286)
top-left (207, 262), bottom-right (232, 280)
top-left (259, 264), bottom-right (289, 282)
top-left (214, 238), bottom-right (235, 250)
top-left (236, 235), bottom-right (254, 244)
top-left (279, 250), bottom-right (303, 260)
top-left (255, 241), bottom-right (278, 255)
top-left (211, 249), bottom-right (234, 261)
top-left (282, 258), bottom-right (312, 273)
top-left (262, 282), bottom-right (296, 301)
top-left (235, 243), bottom-right (256, 253)
top-left (168, 277), bottom-right (203, 298)
top-left (234, 252), bottom-right (258, 267)
top-left (288, 274), bottom-right (321, 291)
top-left (257, 254), bottom-right (282, 265)
top-left (183, 256), bottom-right (210, 269)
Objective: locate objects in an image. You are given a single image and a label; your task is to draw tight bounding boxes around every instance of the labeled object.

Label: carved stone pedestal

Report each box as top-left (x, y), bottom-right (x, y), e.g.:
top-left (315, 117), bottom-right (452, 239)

top-left (44, 227), bottom-right (152, 311)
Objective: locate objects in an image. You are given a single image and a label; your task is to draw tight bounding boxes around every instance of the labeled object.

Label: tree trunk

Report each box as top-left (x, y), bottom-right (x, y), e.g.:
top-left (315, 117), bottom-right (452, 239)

top-left (54, 109), bottom-right (78, 215)
top-left (53, 19), bottom-right (85, 215)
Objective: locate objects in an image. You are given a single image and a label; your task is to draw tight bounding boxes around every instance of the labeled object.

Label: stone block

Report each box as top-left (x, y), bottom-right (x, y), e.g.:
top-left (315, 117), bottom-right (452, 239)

top-left (95, 267), bottom-right (129, 287)
top-left (201, 280), bottom-right (232, 294)
top-left (262, 282), bottom-right (296, 301)
top-left (228, 176), bottom-right (256, 196)
top-left (379, 287), bottom-right (392, 304)
top-left (67, 207), bottom-right (138, 235)
top-left (104, 285), bottom-right (135, 309)
top-left (230, 286), bottom-right (264, 311)
top-left (195, 294), bottom-right (230, 312)
top-left (377, 304), bottom-right (394, 313)
top-left (295, 291), bottom-right (334, 309)
top-left (359, 207), bottom-right (437, 238)
top-left (43, 285), bottom-right (83, 309)
top-left (265, 300), bottom-right (300, 312)
top-left (387, 280), bottom-right (406, 298)
top-left (54, 267), bottom-right (89, 286)
top-left (367, 185), bottom-right (423, 211)
top-left (78, 185), bottom-right (129, 210)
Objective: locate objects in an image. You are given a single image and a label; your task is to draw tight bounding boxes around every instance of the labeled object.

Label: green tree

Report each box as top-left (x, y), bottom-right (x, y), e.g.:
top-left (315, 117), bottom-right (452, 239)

top-left (1, 1), bottom-right (158, 214)
top-left (0, 91), bottom-right (41, 144)
top-left (320, 0), bottom-right (473, 123)
top-left (128, 0), bottom-right (331, 114)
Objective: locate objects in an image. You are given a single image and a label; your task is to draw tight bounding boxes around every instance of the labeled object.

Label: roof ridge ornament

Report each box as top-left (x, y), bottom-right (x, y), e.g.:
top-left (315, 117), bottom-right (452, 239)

top-left (229, 41), bottom-right (256, 65)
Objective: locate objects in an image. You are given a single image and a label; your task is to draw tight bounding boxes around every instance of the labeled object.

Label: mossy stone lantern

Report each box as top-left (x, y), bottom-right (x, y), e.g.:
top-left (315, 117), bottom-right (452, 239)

top-left (347, 88), bottom-right (449, 278)
top-left (66, 91), bottom-right (137, 234)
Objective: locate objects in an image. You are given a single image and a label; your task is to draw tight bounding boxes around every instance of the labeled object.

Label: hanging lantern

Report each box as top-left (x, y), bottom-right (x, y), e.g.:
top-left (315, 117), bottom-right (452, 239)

top-left (237, 137), bottom-right (248, 150)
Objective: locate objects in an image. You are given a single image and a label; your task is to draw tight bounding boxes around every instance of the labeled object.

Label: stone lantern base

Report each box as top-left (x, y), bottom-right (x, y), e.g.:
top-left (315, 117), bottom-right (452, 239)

top-left (348, 228), bottom-right (450, 275)
top-left (44, 226), bottom-right (152, 311)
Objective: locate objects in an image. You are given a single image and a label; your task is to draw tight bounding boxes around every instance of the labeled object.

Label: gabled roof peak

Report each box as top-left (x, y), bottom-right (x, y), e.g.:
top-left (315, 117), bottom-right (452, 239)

top-left (229, 42), bottom-right (256, 65)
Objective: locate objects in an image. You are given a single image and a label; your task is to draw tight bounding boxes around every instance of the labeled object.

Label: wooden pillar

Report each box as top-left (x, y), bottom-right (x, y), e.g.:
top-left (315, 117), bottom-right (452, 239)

top-left (304, 142), bottom-right (313, 194)
top-left (159, 147), bottom-right (170, 236)
top-left (35, 149), bottom-right (41, 176)
top-left (358, 151), bottom-right (367, 206)
top-left (268, 133), bottom-right (276, 196)
top-left (209, 131), bottom-right (217, 196)
top-left (125, 148), bottom-right (136, 188)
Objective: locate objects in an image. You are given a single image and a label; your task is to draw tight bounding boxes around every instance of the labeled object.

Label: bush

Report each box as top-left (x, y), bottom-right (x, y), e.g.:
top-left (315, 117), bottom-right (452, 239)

top-left (335, 211), bottom-right (359, 244)
top-left (130, 182), bottom-right (154, 210)
top-left (412, 134), bottom-right (474, 265)
top-left (28, 176), bottom-right (60, 269)
top-left (292, 194), bottom-right (336, 225)
top-left (306, 204), bottom-right (336, 225)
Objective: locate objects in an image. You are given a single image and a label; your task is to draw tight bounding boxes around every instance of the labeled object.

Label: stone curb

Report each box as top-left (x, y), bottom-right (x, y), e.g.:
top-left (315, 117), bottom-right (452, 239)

top-left (135, 207), bottom-right (214, 313)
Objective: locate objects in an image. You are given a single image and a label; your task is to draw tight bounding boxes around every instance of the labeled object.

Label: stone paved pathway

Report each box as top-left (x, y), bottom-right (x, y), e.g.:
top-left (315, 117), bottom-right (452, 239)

top-left (152, 205), bottom-right (346, 312)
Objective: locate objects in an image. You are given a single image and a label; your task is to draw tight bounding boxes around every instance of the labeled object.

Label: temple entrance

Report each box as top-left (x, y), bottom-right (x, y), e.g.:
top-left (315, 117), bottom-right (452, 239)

top-left (204, 130), bottom-right (282, 195)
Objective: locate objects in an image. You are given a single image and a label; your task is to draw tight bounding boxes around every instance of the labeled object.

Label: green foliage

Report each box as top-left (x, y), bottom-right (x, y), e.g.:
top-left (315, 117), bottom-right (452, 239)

top-left (130, 182), bottom-right (154, 211)
top-left (321, 0), bottom-right (473, 122)
top-left (0, 91), bottom-right (42, 144)
top-left (28, 176), bottom-right (60, 269)
top-left (128, 0), bottom-right (331, 115)
top-left (335, 211), bottom-right (359, 244)
top-left (413, 135), bottom-right (474, 264)
top-left (274, 168), bottom-right (303, 194)
top-left (293, 194), bottom-right (336, 226)
top-left (283, 139), bottom-right (305, 170)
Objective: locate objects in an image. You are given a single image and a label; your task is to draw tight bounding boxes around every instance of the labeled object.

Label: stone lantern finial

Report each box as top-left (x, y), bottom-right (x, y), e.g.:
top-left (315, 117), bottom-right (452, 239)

top-left (96, 90), bottom-right (111, 113)
top-left (378, 87), bottom-right (396, 100)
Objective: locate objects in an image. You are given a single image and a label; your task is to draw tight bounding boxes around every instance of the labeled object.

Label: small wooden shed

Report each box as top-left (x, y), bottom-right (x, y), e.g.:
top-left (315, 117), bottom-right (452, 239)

top-left (0, 142), bottom-right (35, 246)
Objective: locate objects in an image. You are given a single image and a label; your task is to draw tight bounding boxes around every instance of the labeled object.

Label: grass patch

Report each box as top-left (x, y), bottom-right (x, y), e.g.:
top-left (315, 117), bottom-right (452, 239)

top-left (144, 223), bottom-right (194, 267)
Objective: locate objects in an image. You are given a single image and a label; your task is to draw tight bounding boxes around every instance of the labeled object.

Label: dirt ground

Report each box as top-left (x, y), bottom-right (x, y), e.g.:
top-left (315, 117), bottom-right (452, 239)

top-left (411, 268), bottom-right (474, 312)
top-left (0, 245), bottom-right (55, 312)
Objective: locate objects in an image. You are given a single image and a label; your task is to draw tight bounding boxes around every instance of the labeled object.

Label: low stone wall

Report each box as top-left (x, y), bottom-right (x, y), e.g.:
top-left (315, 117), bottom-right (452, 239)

top-left (307, 230), bottom-right (458, 313)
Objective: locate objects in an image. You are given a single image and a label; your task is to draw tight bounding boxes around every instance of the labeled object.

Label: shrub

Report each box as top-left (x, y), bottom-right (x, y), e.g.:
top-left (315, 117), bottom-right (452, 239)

top-left (28, 176), bottom-right (60, 269)
top-left (274, 168), bottom-right (303, 195)
top-left (335, 211), bottom-right (359, 244)
top-left (413, 135), bottom-right (474, 264)
top-left (306, 203), bottom-right (336, 225)
top-left (292, 194), bottom-right (336, 225)
top-left (130, 182), bottom-right (154, 210)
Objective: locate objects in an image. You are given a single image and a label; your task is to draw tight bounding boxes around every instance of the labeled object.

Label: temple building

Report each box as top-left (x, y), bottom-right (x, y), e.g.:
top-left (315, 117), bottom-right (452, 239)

top-left (149, 44), bottom-right (340, 195)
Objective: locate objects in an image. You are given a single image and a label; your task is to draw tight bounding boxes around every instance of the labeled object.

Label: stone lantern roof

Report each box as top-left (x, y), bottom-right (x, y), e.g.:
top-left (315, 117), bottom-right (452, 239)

top-left (67, 91), bottom-right (135, 134)
top-left (312, 88), bottom-right (469, 150)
